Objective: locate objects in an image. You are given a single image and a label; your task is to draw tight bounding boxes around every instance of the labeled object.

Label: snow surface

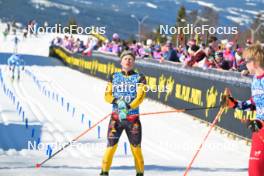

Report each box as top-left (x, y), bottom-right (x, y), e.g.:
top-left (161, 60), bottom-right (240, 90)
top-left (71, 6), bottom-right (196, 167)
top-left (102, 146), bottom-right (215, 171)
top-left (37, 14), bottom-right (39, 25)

top-left (187, 0), bottom-right (223, 12)
top-left (30, 0), bottom-right (80, 14)
top-left (145, 2), bottom-right (158, 9)
top-left (0, 29), bottom-right (251, 176)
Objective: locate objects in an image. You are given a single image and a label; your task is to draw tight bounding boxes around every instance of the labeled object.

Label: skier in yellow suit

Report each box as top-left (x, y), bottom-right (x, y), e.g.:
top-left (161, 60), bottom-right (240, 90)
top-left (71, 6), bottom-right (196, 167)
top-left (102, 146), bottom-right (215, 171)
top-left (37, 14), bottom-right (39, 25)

top-left (100, 50), bottom-right (147, 176)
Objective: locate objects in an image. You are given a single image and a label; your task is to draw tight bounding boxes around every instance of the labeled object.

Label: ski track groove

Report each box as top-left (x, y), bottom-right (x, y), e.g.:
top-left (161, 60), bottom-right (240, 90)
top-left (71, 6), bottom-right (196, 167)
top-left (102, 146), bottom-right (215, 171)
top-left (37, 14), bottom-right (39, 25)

top-left (25, 68), bottom-right (109, 159)
top-left (30, 67), bottom-right (106, 119)
top-left (18, 73), bottom-right (95, 158)
top-left (3, 70), bottom-right (83, 158)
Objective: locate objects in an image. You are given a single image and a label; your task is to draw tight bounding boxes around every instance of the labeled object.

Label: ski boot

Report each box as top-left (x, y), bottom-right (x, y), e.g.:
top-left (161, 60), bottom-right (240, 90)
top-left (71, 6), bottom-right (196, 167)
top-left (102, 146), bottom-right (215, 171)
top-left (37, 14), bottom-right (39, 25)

top-left (99, 171), bottom-right (109, 176)
top-left (136, 173), bottom-right (143, 176)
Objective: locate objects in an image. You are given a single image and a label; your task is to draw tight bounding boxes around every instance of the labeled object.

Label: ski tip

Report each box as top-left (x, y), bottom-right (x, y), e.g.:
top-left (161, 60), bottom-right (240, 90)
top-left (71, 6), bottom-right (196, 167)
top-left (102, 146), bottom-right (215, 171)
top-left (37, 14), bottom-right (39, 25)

top-left (35, 163), bottom-right (41, 168)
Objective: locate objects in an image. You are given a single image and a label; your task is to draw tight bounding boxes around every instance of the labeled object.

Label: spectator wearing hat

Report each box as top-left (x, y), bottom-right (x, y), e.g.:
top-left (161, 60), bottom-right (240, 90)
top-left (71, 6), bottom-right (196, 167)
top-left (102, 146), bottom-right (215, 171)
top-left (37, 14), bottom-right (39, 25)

top-left (153, 45), bottom-right (163, 60)
top-left (163, 41), bottom-right (179, 62)
top-left (111, 33), bottom-right (121, 55)
top-left (213, 52), bottom-right (231, 70)
top-left (223, 42), bottom-right (236, 68)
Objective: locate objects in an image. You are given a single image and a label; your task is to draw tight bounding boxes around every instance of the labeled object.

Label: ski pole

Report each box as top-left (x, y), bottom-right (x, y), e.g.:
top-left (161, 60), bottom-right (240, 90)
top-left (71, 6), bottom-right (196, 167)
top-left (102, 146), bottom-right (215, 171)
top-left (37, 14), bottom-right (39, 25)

top-left (183, 88), bottom-right (230, 176)
top-left (129, 105), bottom-right (221, 117)
top-left (35, 112), bottom-right (112, 168)
top-left (183, 107), bottom-right (225, 176)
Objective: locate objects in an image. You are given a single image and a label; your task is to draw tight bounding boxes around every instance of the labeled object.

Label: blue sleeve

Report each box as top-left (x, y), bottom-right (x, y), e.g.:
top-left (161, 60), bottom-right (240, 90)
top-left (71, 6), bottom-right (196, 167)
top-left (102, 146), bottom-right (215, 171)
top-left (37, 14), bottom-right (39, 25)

top-left (236, 97), bottom-right (256, 111)
top-left (7, 57), bottom-right (13, 66)
top-left (20, 59), bottom-right (25, 66)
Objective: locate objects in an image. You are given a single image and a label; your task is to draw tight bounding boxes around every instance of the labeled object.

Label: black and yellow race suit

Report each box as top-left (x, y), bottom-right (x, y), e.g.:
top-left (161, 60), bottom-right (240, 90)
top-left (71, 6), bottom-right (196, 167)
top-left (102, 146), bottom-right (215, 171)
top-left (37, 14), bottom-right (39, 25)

top-left (102, 70), bottom-right (146, 174)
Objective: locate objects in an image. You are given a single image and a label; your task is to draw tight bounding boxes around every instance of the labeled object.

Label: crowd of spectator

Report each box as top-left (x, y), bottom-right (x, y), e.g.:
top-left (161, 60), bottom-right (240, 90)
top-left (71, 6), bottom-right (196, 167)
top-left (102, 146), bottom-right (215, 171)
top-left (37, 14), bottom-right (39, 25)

top-left (51, 33), bottom-right (257, 73)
